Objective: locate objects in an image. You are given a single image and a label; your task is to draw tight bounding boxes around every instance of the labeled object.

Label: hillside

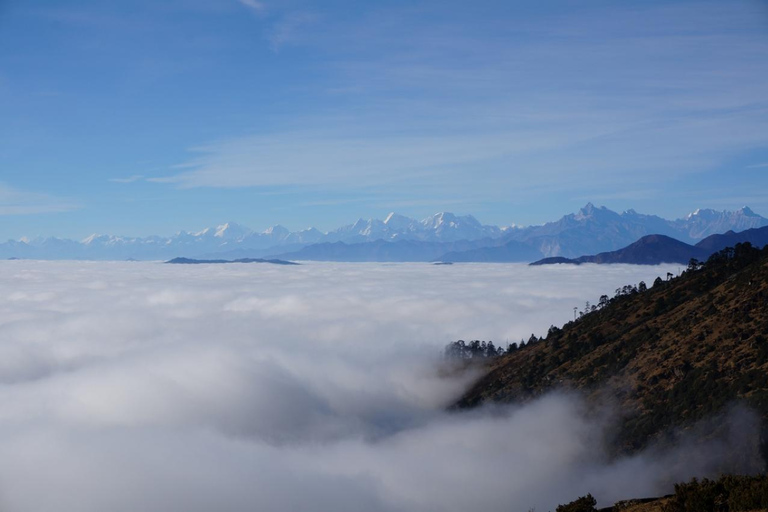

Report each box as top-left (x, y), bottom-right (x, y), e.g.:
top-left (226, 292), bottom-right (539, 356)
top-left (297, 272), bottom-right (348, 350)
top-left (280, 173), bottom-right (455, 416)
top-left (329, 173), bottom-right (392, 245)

top-left (530, 234), bottom-right (709, 265)
top-left (530, 226), bottom-right (768, 266)
top-left (696, 226), bottom-right (768, 255)
top-left (556, 474), bottom-right (768, 512)
top-left (457, 242), bottom-right (768, 455)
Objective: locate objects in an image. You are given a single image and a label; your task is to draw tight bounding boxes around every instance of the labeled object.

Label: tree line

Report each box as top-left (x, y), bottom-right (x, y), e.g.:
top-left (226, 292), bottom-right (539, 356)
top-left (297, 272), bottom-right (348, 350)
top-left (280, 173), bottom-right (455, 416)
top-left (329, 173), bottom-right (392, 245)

top-left (445, 242), bottom-right (766, 362)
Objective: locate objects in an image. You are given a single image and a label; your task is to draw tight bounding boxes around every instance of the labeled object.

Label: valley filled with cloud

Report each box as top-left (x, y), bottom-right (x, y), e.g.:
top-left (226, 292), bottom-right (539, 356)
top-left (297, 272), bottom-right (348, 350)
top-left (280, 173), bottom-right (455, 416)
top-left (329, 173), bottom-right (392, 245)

top-left (0, 261), bottom-right (756, 512)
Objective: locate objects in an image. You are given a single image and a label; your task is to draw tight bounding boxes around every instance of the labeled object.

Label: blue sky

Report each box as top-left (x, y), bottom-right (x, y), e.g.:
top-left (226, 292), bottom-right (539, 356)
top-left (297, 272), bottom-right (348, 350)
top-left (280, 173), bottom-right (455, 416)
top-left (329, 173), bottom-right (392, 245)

top-left (1, 0), bottom-right (768, 239)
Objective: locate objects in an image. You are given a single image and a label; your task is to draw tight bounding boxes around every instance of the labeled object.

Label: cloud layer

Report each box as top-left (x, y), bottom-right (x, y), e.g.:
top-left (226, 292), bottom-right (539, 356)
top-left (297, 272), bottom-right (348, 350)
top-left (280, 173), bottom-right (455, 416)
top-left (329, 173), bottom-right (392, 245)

top-left (0, 261), bottom-right (758, 511)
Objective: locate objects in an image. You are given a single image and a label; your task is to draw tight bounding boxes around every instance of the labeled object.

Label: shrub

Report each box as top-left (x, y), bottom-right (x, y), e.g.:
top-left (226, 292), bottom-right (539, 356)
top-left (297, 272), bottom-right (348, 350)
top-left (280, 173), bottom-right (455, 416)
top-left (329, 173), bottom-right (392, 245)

top-left (555, 494), bottom-right (597, 512)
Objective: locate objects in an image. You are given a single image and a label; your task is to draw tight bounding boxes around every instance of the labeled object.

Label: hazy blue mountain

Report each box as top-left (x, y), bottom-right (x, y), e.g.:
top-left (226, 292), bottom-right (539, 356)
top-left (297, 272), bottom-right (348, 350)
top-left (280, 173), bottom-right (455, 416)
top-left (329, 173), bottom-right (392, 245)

top-left (439, 240), bottom-right (544, 262)
top-left (530, 235), bottom-right (709, 265)
top-left (530, 227), bottom-right (768, 266)
top-left (446, 203), bottom-right (768, 261)
top-left (676, 206), bottom-right (768, 239)
top-left (1, 205), bottom-right (765, 261)
top-left (694, 225), bottom-right (768, 254)
top-left (269, 239), bottom-right (500, 262)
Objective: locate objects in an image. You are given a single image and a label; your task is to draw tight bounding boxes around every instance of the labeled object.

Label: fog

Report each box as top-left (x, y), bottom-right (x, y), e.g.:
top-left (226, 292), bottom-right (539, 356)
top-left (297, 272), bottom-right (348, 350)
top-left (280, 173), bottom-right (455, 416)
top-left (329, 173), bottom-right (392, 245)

top-left (0, 260), bottom-right (758, 511)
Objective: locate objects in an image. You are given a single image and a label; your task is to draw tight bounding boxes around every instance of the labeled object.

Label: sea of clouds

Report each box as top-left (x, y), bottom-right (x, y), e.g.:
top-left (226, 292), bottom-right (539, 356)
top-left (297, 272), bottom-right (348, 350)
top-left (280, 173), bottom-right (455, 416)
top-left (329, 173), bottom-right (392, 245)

top-left (0, 260), bottom-right (760, 512)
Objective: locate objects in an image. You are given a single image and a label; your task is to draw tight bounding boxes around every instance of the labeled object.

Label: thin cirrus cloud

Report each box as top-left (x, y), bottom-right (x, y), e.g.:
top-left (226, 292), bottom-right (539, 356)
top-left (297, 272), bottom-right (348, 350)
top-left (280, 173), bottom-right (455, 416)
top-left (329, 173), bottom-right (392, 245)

top-left (237, 0), bottom-right (266, 13)
top-left (0, 183), bottom-right (80, 215)
top-left (0, 261), bottom-right (760, 512)
top-left (150, 130), bottom-right (568, 189)
top-left (108, 175), bottom-right (145, 184)
top-left (151, 1), bottom-right (768, 198)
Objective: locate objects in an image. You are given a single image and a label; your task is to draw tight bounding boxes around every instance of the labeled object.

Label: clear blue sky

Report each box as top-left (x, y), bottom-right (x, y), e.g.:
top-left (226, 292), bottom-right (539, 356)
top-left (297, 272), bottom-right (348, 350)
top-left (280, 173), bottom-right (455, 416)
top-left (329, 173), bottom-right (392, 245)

top-left (1, 0), bottom-right (768, 239)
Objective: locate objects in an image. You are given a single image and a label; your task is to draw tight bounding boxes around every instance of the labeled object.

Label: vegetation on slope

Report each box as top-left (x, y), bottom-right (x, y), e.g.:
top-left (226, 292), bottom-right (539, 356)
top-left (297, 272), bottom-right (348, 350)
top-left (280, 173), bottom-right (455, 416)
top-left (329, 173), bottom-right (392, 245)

top-left (455, 242), bottom-right (768, 454)
top-left (555, 474), bottom-right (768, 512)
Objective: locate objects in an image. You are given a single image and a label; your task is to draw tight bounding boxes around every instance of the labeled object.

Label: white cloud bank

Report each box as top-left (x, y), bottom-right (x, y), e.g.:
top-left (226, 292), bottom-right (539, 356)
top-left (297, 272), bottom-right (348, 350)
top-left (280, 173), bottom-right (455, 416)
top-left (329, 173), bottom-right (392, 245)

top-left (0, 261), bottom-right (759, 512)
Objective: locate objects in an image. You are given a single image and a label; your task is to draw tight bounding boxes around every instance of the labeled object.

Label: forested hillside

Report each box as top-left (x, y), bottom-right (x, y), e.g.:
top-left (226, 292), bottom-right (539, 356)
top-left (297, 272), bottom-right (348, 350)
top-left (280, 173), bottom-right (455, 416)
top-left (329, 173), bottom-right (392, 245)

top-left (456, 242), bottom-right (768, 454)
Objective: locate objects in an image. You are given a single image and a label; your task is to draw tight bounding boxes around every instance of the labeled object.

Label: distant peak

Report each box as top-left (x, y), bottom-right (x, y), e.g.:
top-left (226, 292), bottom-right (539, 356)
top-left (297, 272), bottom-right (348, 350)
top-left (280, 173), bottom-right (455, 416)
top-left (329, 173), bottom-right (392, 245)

top-left (575, 202), bottom-right (610, 219)
top-left (422, 212), bottom-right (456, 227)
top-left (214, 222), bottom-right (251, 238)
top-left (739, 206), bottom-right (757, 216)
top-left (263, 225), bottom-right (289, 236)
top-left (577, 203), bottom-right (601, 215)
top-left (684, 207), bottom-right (763, 221)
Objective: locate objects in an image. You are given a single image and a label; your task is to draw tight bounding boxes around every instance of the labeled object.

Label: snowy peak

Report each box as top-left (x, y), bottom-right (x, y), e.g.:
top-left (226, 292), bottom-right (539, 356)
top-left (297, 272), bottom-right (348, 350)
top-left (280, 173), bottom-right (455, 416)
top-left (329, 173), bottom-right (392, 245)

top-left (738, 206), bottom-right (758, 217)
top-left (262, 225), bottom-right (289, 238)
top-left (679, 206), bottom-right (768, 239)
top-left (383, 212), bottom-right (418, 232)
top-left (421, 212), bottom-right (482, 229)
top-left (214, 222), bottom-right (251, 239)
top-left (419, 212), bottom-right (498, 241)
top-left (422, 212), bottom-right (456, 229)
top-left (81, 234), bottom-right (101, 245)
top-left (573, 203), bottom-right (616, 222)
top-left (578, 202), bottom-right (596, 216)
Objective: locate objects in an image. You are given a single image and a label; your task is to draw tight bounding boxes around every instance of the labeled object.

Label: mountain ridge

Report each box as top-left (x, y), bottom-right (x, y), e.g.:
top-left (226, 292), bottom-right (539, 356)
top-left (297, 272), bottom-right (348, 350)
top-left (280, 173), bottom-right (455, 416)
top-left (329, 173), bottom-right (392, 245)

top-left (529, 226), bottom-right (768, 266)
top-left (2, 205), bottom-right (766, 261)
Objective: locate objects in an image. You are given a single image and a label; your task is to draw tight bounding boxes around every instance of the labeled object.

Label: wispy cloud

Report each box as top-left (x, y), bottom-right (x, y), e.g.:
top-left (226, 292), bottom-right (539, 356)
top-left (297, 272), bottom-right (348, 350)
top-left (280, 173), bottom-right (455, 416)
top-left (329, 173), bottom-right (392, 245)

top-left (237, 0), bottom-right (266, 13)
top-left (150, 1), bottom-right (768, 204)
top-left (152, 128), bottom-right (562, 189)
top-left (266, 11), bottom-right (318, 51)
top-left (109, 175), bottom-right (144, 184)
top-left (0, 183), bottom-right (80, 215)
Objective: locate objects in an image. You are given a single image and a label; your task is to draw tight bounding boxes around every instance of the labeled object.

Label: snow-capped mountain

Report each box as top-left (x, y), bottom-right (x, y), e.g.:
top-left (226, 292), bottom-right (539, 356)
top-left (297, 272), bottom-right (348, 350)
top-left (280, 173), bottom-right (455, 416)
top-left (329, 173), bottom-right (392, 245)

top-left (320, 212), bottom-right (501, 244)
top-left (419, 212), bottom-right (502, 241)
top-left (2, 205), bottom-right (766, 261)
top-left (676, 206), bottom-right (767, 239)
top-left (467, 204), bottom-right (768, 259)
top-left (0, 212), bottom-right (502, 260)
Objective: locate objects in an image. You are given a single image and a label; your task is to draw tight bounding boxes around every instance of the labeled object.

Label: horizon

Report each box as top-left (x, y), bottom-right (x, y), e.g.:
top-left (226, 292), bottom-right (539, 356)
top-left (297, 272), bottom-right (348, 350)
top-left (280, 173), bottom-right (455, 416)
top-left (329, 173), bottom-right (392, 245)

top-left (2, 0), bottom-right (768, 239)
top-left (5, 202), bottom-right (767, 242)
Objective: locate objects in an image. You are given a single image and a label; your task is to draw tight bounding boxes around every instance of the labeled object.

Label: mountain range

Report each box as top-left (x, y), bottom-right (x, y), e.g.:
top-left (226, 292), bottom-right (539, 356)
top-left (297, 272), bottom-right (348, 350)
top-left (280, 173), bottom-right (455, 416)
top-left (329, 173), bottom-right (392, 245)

top-left (268, 205), bottom-right (768, 263)
top-left (1, 205), bottom-right (766, 261)
top-left (438, 204), bottom-right (768, 263)
top-left (529, 226), bottom-right (768, 266)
